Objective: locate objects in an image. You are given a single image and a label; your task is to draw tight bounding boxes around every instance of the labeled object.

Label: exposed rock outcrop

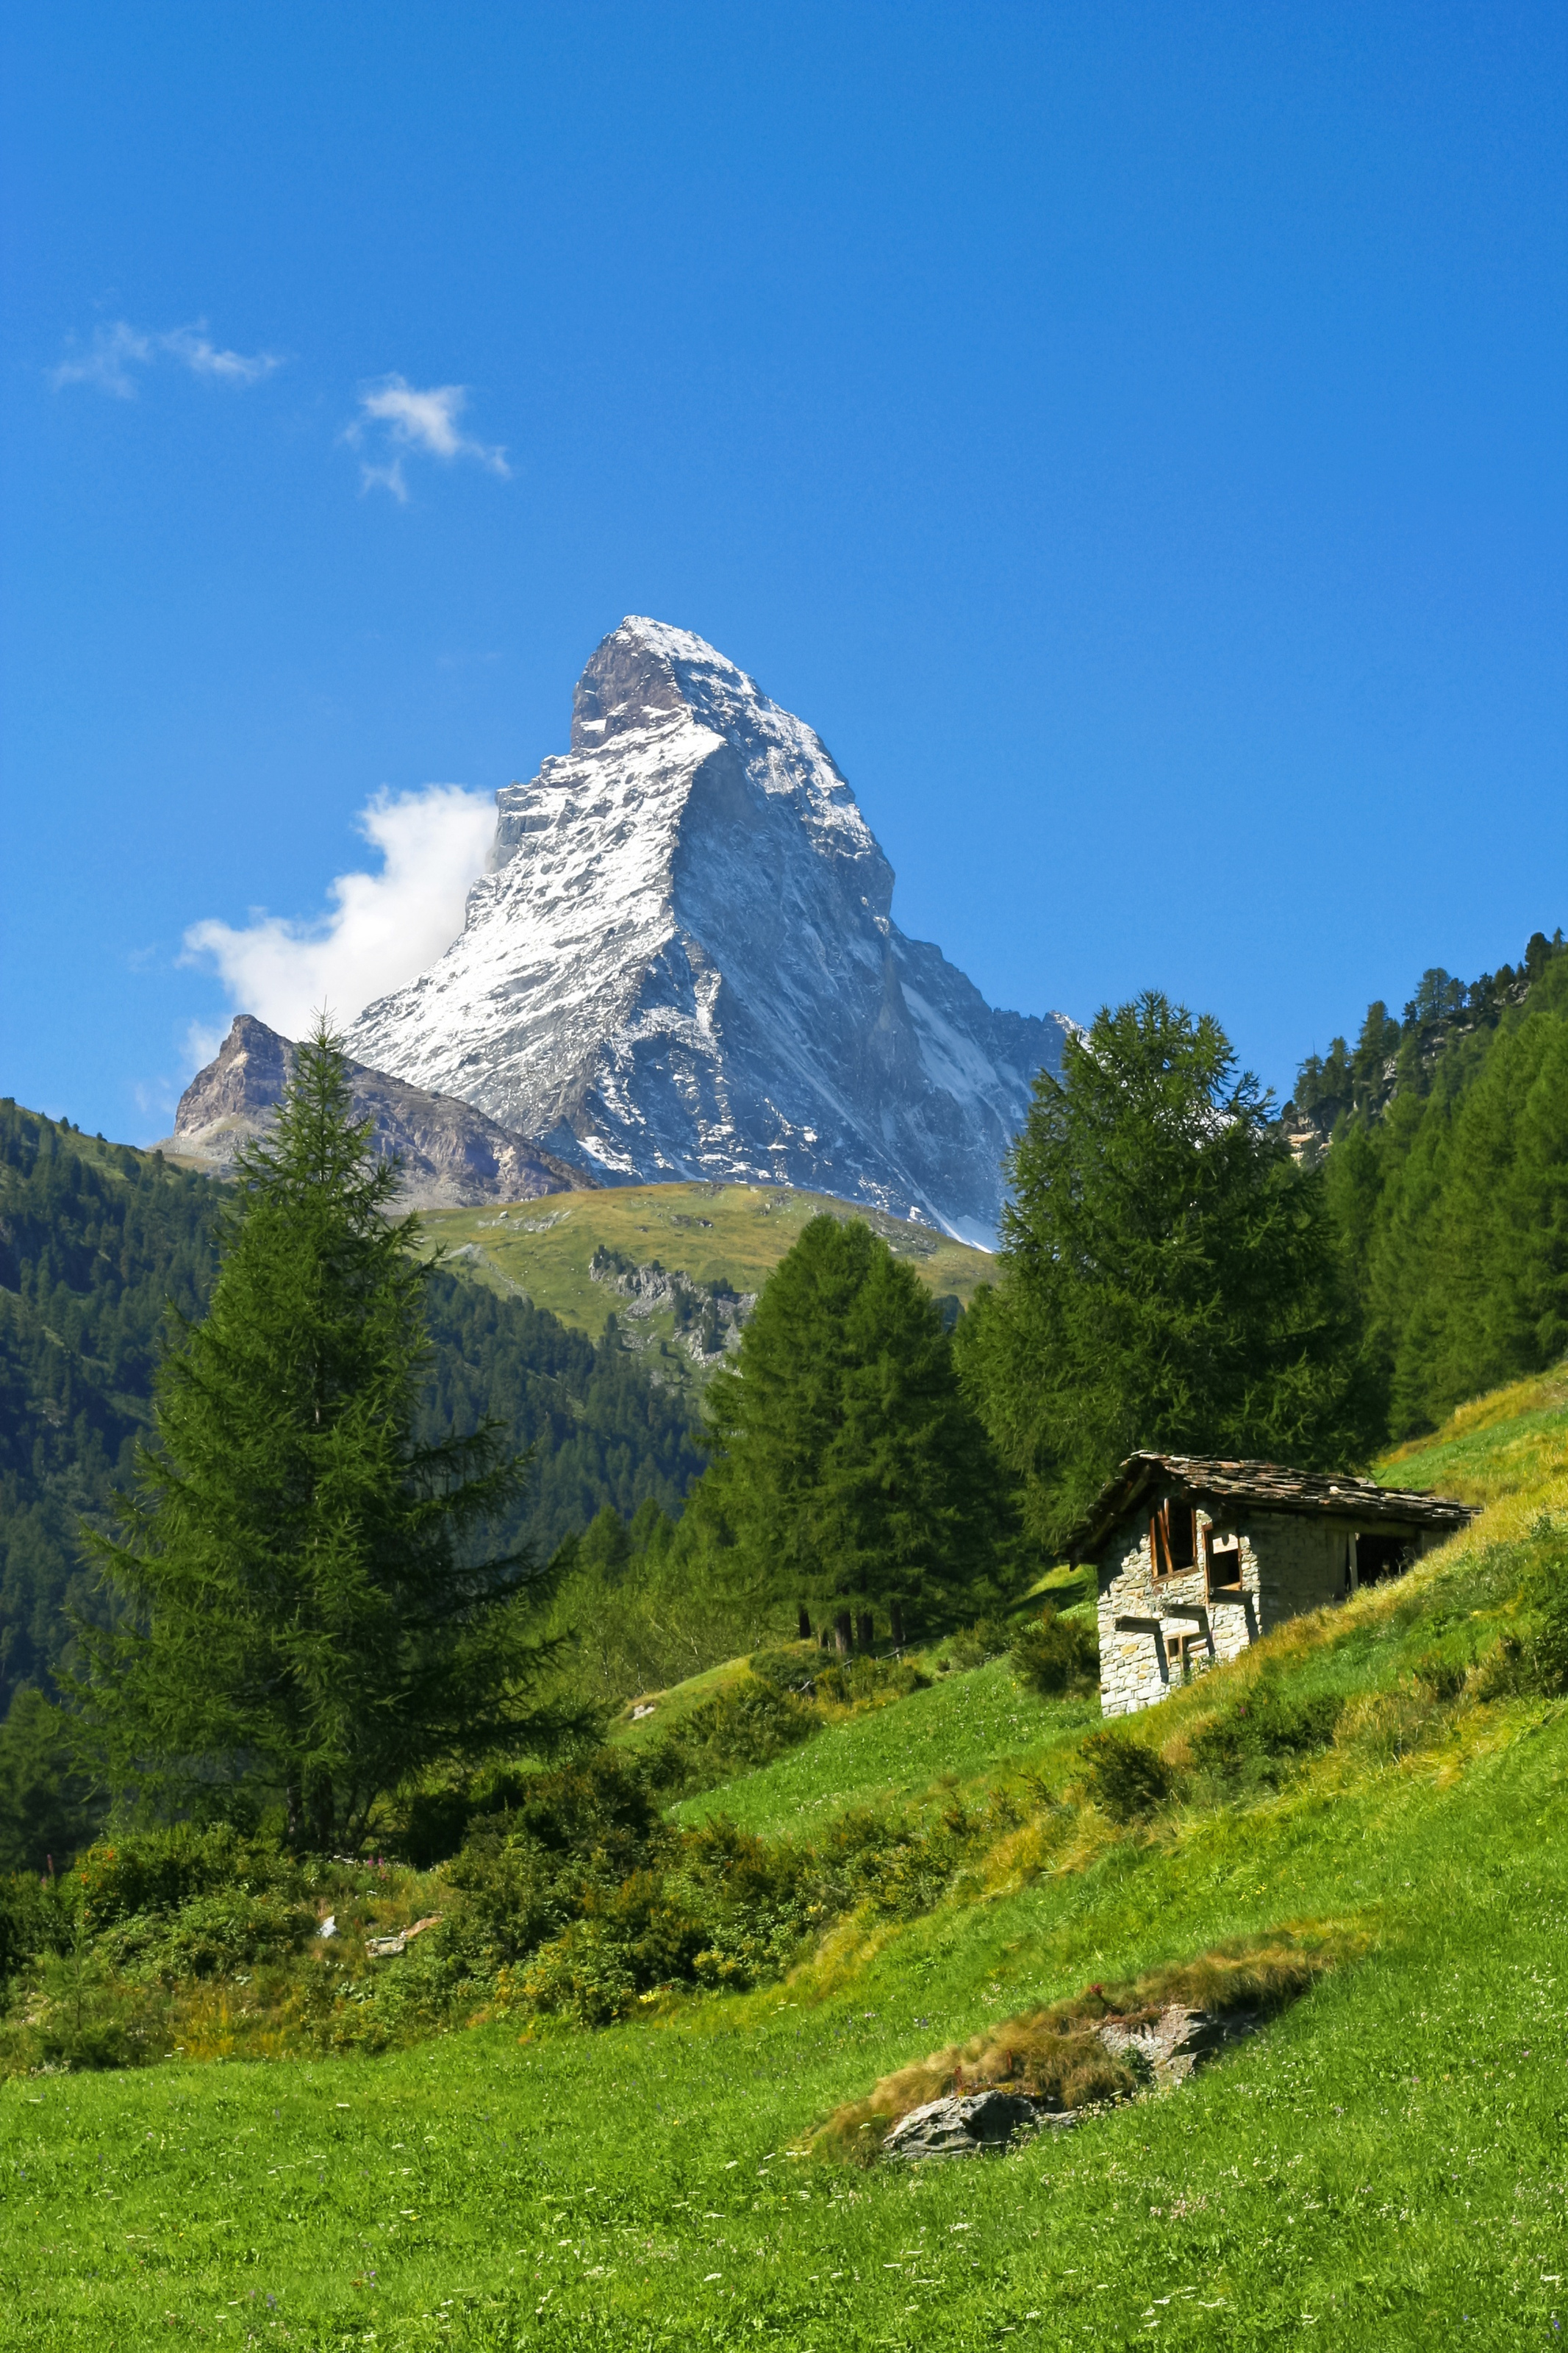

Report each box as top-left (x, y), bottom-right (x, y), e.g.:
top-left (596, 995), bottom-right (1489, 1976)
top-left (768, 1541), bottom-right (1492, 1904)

top-left (161, 1015), bottom-right (590, 1210)
top-left (881, 2004), bottom-right (1261, 2160)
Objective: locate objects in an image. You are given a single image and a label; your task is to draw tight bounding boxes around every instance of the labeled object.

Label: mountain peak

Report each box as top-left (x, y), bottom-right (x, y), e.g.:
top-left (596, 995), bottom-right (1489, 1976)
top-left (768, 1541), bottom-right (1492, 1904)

top-left (348, 622), bottom-right (1070, 1242)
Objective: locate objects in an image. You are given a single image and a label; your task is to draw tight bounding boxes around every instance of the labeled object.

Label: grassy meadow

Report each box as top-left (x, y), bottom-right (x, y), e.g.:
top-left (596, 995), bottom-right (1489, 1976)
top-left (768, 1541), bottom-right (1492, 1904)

top-left (4, 1369), bottom-right (1567, 2350)
top-left (418, 1185), bottom-right (992, 1377)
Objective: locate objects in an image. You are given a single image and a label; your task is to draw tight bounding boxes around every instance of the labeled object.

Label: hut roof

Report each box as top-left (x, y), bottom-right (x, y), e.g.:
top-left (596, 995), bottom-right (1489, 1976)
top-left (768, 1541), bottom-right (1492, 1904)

top-left (1064, 1452), bottom-right (1478, 1563)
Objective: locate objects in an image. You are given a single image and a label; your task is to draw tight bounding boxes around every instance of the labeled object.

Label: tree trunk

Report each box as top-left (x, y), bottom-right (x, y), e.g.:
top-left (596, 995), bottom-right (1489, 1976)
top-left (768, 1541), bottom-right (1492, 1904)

top-left (834, 1610), bottom-right (852, 1657)
top-left (889, 1600), bottom-right (906, 1649)
top-left (856, 1610), bottom-right (873, 1652)
top-left (798, 1604), bottom-right (812, 1641)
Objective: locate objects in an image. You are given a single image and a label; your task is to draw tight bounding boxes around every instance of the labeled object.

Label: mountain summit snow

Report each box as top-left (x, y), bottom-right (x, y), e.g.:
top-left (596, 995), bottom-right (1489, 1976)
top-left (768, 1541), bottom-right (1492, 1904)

top-left (347, 618), bottom-right (1070, 1243)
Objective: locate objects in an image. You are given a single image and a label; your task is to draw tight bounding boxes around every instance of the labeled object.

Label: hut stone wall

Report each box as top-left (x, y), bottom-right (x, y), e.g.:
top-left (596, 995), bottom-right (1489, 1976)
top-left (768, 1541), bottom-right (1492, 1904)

top-left (1095, 1504), bottom-right (1439, 1719)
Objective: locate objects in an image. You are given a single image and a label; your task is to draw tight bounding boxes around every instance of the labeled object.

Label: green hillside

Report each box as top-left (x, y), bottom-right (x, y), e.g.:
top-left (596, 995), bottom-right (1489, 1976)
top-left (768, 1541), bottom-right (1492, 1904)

top-left (3, 1360), bottom-right (1564, 2348)
top-left (0, 1104), bottom-right (704, 1717)
top-left (420, 1182), bottom-right (992, 1382)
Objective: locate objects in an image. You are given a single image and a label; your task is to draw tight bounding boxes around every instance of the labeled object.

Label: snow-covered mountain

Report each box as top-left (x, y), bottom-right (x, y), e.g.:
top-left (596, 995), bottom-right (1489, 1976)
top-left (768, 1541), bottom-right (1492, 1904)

top-left (348, 618), bottom-right (1070, 1245)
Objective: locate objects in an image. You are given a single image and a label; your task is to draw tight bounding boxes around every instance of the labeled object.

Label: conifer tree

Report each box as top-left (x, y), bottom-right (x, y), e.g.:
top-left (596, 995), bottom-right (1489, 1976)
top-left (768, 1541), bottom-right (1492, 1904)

top-left (76, 1024), bottom-right (570, 1846)
top-left (701, 1214), bottom-right (999, 1635)
top-left (960, 992), bottom-right (1375, 1548)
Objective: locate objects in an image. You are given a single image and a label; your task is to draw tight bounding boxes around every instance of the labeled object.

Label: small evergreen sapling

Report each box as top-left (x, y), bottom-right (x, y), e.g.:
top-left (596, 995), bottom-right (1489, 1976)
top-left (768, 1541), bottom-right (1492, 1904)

top-left (75, 1023), bottom-right (575, 1848)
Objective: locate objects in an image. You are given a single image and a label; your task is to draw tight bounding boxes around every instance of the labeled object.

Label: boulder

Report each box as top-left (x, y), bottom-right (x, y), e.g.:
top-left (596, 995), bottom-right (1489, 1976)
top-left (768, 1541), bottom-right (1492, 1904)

top-left (1097, 2002), bottom-right (1254, 2088)
top-left (883, 2089), bottom-right (1045, 2161)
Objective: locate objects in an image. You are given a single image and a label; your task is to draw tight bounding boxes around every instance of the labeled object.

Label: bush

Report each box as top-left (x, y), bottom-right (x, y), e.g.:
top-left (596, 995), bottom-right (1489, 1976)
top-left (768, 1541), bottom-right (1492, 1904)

top-left (100, 1888), bottom-right (317, 1985)
top-left (945, 1618), bottom-right (1012, 1671)
top-left (520, 1873), bottom-right (712, 2025)
top-left (1413, 1652), bottom-right (1469, 1702)
top-left (1189, 1686), bottom-right (1342, 1784)
top-left (637, 1677), bottom-right (818, 1799)
top-left (1464, 1515), bottom-right (1568, 1699)
top-left (1011, 1608), bottom-right (1098, 1696)
top-left (810, 1656), bottom-right (928, 1710)
top-left (1081, 1729), bottom-right (1175, 1821)
top-left (74, 1824), bottom-right (298, 1930)
top-left (748, 1644), bottom-right (821, 1693)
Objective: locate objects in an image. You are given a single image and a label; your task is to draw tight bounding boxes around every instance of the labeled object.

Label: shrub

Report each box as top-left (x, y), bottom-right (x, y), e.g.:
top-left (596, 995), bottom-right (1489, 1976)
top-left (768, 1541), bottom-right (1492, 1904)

top-left (637, 1677), bottom-right (818, 1798)
top-left (520, 1873), bottom-right (710, 2025)
top-left (747, 1644), bottom-right (821, 1693)
top-left (74, 1824), bottom-right (298, 1930)
top-left (1011, 1608), bottom-right (1098, 1696)
top-left (101, 1888), bottom-right (316, 1985)
top-left (1525, 1515), bottom-right (1568, 1693)
top-left (1081, 1729), bottom-right (1175, 1821)
top-left (945, 1618), bottom-right (1012, 1671)
top-left (1413, 1652), bottom-right (1469, 1702)
top-left (1189, 1686), bottom-right (1342, 1784)
top-left (810, 1656), bottom-right (928, 1710)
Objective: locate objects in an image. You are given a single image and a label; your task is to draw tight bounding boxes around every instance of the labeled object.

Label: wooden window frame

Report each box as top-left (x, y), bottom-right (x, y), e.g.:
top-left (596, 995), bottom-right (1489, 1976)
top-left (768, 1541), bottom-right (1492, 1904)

top-left (1150, 1497), bottom-right (1198, 1580)
top-left (1165, 1629), bottom-right (1206, 1681)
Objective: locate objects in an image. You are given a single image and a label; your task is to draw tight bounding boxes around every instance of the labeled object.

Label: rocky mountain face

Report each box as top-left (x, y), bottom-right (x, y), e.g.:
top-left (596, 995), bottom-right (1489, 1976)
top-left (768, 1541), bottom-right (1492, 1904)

top-left (162, 1015), bottom-right (588, 1209)
top-left (347, 619), bottom-right (1070, 1244)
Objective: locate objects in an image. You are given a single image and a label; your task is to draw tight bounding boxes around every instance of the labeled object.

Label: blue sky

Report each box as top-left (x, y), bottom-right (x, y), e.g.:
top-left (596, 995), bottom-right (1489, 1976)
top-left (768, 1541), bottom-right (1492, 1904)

top-left (3, 1), bottom-right (1564, 1141)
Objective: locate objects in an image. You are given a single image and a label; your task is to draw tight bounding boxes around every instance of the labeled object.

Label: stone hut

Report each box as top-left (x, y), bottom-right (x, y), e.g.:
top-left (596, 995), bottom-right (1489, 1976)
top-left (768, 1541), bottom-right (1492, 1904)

top-left (1066, 1454), bottom-right (1477, 1720)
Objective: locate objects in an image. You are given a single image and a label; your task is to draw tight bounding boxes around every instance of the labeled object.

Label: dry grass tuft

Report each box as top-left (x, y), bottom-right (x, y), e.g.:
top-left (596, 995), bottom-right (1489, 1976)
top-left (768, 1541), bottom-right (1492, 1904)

top-left (814, 1932), bottom-right (1333, 2163)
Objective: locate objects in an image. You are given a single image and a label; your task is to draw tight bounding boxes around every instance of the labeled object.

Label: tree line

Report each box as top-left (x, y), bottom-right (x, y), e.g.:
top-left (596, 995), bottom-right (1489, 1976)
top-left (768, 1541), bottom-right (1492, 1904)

top-left (7, 912), bottom-right (1565, 1862)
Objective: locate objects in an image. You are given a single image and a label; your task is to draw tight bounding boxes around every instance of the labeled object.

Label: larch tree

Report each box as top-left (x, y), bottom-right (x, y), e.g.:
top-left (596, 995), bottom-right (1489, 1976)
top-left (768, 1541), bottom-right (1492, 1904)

top-left (75, 1023), bottom-right (573, 1847)
top-left (958, 991), bottom-right (1376, 1549)
top-left (701, 1213), bottom-right (1000, 1638)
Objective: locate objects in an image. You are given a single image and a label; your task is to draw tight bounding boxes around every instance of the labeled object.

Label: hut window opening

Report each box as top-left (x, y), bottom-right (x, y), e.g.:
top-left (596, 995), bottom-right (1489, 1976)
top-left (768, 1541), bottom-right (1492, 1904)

top-left (1166, 1630), bottom-right (1206, 1680)
top-left (1204, 1524), bottom-right (1245, 1595)
top-left (1151, 1499), bottom-right (1198, 1578)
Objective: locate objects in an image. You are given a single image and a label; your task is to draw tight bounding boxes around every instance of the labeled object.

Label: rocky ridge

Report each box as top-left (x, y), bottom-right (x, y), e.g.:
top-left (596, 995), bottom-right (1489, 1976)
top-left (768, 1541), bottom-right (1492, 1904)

top-left (161, 1014), bottom-right (588, 1210)
top-left (347, 618), bottom-right (1071, 1245)
top-left (587, 1244), bottom-right (754, 1365)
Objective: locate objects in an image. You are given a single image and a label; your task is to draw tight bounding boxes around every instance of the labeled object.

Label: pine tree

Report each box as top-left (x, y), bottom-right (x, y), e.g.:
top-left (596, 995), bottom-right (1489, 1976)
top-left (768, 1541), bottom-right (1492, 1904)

top-left (960, 992), bottom-right (1376, 1548)
top-left (75, 1024), bottom-right (571, 1847)
top-left (701, 1215), bottom-right (999, 1636)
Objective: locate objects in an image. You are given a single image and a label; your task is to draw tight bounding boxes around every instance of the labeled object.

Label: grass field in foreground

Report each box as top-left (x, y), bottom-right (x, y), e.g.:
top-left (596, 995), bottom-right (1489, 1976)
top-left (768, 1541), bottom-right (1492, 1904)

top-left (418, 1183), bottom-right (992, 1371)
top-left (3, 1371), bottom-right (1565, 2351)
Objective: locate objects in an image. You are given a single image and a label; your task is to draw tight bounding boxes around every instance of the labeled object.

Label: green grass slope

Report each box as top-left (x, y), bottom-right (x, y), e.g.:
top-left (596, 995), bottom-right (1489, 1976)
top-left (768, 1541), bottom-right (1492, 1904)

top-left (3, 1369), bottom-right (1565, 2351)
top-left (419, 1183), bottom-right (992, 1377)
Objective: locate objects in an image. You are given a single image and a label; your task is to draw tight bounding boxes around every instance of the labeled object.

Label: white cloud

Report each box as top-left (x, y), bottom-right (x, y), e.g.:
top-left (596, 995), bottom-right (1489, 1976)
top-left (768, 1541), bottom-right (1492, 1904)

top-left (183, 785), bottom-right (495, 1041)
top-left (51, 321), bottom-right (154, 398)
top-left (160, 325), bottom-right (279, 385)
top-left (51, 318), bottom-right (281, 397)
top-left (347, 374), bottom-right (509, 497)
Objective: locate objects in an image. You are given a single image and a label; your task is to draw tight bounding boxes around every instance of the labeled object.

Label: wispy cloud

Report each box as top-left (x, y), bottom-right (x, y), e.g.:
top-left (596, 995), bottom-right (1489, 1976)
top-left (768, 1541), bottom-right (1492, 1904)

top-left (182, 784), bottom-right (496, 1039)
top-left (51, 318), bottom-right (282, 398)
top-left (346, 374), bottom-right (510, 499)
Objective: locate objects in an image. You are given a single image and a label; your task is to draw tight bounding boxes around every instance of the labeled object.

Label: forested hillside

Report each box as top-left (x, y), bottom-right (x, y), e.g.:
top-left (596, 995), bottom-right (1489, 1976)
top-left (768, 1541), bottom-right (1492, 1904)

top-left (0, 1101), bottom-right (703, 1713)
top-left (1285, 928), bottom-right (1568, 1438)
